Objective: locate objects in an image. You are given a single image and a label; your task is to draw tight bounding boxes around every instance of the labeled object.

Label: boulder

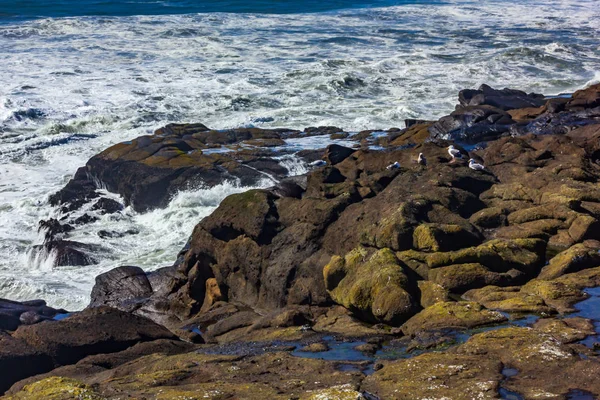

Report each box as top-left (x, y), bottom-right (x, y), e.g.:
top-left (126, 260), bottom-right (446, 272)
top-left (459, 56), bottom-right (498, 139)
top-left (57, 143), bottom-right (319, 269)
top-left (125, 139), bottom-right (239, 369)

top-left (412, 223), bottom-right (480, 252)
top-left (323, 144), bottom-right (355, 165)
top-left (428, 263), bottom-right (521, 293)
top-left (424, 238), bottom-right (545, 275)
top-left (458, 84), bottom-right (545, 111)
top-left (88, 266), bottom-right (153, 311)
top-left (566, 83), bottom-right (600, 111)
top-left (12, 306), bottom-right (177, 366)
top-left (469, 207), bottom-right (506, 228)
top-left (538, 242), bottom-right (600, 280)
top-left (400, 301), bottom-right (507, 336)
top-left (428, 105), bottom-right (515, 143)
top-left (417, 280), bottom-right (450, 308)
top-left (33, 240), bottom-right (97, 267)
top-left (568, 215), bottom-right (600, 242)
top-left (323, 247), bottom-right (419, 325)
top-left (463, 285), bottom-right (555, 314)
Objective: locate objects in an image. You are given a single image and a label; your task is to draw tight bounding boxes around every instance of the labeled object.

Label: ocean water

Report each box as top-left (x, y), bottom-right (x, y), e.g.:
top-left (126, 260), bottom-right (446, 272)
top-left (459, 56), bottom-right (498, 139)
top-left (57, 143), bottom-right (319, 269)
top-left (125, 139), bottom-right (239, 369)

top-left (1, 0), bottom-right (599, 310)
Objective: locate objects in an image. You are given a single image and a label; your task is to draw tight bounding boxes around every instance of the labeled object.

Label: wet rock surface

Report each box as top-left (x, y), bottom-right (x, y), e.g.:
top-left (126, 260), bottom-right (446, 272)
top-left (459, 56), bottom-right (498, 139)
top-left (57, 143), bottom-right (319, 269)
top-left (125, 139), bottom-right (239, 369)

top-left (0, 299), bottom-right (66, 331)
top-left (7, 83), bottom-right (600, 398)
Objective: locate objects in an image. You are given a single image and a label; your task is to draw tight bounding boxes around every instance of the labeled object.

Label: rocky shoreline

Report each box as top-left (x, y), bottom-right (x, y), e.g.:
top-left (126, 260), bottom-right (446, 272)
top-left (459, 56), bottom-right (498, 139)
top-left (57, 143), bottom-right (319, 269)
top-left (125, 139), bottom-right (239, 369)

top-left (2, 83), bottom-right (600, 399)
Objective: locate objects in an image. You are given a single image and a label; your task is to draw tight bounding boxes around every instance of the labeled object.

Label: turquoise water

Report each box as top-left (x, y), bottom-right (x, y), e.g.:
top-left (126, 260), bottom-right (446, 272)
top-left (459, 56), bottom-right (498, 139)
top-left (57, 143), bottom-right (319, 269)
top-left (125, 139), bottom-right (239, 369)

top-left (0, 0), bottom-right (431, 20)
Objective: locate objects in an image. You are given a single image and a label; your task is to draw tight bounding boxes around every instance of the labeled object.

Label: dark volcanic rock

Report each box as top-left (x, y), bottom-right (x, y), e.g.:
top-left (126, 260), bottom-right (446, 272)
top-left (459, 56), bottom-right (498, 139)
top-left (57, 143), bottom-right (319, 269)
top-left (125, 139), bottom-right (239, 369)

top-left (323, 144), bottom-right (355, 165)
top-left (89, 266), bottom-right (153, 312)
top-left (51, 124), bottom-right (306, 213)
top-left (0, 332), bottom-right (53, 394)
top-left (0, 299), bottom-right (66, 331)
top-left (38, 218), bottom-right (73, 242)
top-left (48, 166), bottom-right (99, 213)
top-left (428, 105), bottom-right (515, 143)
top-left (148, 142), bottom-right (498, 326)
top-left (33, 240), bottom-right (97, 266)
top-left (12, 306), bottom-right (177, 366)
top-left (91, 197), bottom-right (123, 214)
top-left (458, 84), bottom-right (545, 111)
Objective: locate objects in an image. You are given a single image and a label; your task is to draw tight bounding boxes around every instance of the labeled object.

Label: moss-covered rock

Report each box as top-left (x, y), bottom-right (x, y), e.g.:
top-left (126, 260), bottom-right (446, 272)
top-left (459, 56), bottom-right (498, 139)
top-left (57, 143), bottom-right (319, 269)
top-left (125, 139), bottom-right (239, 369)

top-left (494, 218), bottom-right (563, 240)
top-left (304, 384), bottom-right (364, 400)
top-left (463, 285), bottom-right (555, 314)
top-left (298, 343), bottom-right (329, 353)
top-left (533, 317), bottom-right (595, 344)
top-left (396, 249), bottom-right (430, 279)
top-left (537, 242), bottom-right (600, 280)
top-left (401, 301), bottom-right (507, 336)
top-left (428, 263), bottom-right (520, 293)
top-left (521, 279), bottom-right (587, 313)
top-left (412, 223), bottom-right (480, 252)
top-left (324, 247), bottom-right (419, 325)
top-left (506, 203), bottom-right (576, 225)
top-left (362, 352), bottom-right (501, 400)
top-left (568, 215), bottom-right (600, 242)
top-left (456, 326), bottom-right (600, 398)
top-left (5, 377), bottom-right (102, 400)
top-left (425, 238), bottom-right (545, 275)
top-left (469, 206), bottom-right (506, 228)
top-left (312, 306), bottom-right (380, 337)
top-left (417, 280), bottom-right (451, 308)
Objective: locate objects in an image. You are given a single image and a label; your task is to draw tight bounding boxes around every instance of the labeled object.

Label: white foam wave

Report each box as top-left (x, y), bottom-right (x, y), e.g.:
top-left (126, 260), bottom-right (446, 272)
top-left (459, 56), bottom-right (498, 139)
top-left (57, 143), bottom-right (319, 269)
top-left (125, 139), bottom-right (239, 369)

top-left (277, 154), bottom-right (309, 176)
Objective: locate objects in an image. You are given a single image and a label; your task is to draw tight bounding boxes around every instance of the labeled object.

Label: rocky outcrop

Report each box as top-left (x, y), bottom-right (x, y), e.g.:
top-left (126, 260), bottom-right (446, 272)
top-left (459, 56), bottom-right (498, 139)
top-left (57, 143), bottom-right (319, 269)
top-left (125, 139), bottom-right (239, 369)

top-left (10, 82), bottom-right (600, 398)
top-left (76, 85), bottom-right (600, 343)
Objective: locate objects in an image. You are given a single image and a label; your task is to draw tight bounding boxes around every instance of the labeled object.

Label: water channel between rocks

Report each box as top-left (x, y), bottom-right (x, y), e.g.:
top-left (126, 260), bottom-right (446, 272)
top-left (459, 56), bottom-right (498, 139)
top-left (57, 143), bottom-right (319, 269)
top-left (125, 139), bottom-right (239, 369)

top-left (191, 287), bottom-right (600, 400)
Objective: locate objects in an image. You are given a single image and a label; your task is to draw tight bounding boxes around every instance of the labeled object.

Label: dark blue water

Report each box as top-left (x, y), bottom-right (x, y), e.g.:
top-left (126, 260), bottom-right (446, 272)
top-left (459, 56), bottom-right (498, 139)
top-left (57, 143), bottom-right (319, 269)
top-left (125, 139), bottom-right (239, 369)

top-left (0, 0), bottom-right (430, 21)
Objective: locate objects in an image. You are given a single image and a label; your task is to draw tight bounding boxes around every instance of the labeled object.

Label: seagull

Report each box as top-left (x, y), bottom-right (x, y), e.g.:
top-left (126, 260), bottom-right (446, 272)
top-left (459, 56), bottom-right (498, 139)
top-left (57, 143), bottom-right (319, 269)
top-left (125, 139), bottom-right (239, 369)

top-left (448, 145), bottom-right (462, 163)
top-left (417, 152), bottom-right (427, 166)
top-left (469, 158), bottom-right (485, 171)
top-left (310, 160), bottom-right (326, 167)
top-left (386, 161), bottom-right (400, 170)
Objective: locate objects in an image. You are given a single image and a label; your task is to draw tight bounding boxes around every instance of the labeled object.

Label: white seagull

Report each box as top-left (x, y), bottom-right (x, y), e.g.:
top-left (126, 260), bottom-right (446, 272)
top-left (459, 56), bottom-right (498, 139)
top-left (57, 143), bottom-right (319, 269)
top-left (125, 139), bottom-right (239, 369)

top-left (310, 160), bottom-right (327, 167)
top-left (386, 161), bottom-right (400, 170)
top-left (417, 153), bottom-right (427, 166)
top-left (469, 158), bottom-right (485, 171)
top-left (447, 145), bottom-right (462, 162)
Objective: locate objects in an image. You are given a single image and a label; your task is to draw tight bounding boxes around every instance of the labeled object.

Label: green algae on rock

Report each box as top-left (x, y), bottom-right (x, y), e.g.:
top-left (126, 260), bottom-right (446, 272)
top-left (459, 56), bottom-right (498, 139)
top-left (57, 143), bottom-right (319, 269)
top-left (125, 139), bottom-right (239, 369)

top-left (400, 301), bottom-right (507, 336)
top-left (324, 247), bottom-right (419, 325)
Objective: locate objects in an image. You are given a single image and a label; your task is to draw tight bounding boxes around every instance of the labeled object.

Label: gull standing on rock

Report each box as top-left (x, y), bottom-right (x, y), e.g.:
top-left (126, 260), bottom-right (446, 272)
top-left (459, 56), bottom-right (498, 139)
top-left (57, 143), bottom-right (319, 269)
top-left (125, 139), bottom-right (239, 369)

top-left (386, 161), bottom-right (400, 170)
top-left (469, 158), bottom-right (485, 171)
top-left (417, 153), bottom-right (427, 166)
top-left (447, 145), bottom-right (462, 163)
